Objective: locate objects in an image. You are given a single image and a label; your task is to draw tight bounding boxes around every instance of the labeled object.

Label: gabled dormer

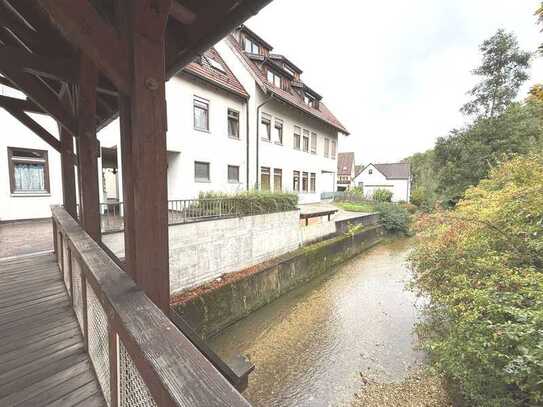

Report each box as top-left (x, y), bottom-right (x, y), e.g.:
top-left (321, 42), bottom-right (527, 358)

top-left (235, 25), bottom-right (273, 56)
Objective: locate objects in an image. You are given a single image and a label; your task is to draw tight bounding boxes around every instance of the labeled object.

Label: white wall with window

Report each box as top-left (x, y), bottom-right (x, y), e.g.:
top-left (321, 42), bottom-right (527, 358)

top-left (0, 85), bottom-right (64, 221)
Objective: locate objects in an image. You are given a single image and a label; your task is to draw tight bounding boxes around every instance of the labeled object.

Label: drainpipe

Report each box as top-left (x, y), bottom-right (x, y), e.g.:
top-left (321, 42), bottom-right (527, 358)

top-left (255, 93), bottom-right (274, 190)
top-left (246, 100), bottom-right (250, 191)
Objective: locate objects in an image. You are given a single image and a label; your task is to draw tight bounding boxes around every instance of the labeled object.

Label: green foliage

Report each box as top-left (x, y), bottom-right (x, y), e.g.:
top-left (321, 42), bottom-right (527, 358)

top-left (335, 201), bottom-right (376, 213)
top-left (410, 154), bottom-right (543, 406)
top-left (461, 29), bottom-right (531, 119)
top-left (406, 99), bottom-right (543, 208)
top-left (198, 190), bottom-right (298, 215)
top-left (373, 202), bottom-right (411, 234)
top-left (373, 188), bottom-right (393, 202)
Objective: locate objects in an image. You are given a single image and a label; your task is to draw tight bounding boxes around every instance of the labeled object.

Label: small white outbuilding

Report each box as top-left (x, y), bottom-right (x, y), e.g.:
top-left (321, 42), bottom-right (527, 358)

top-left (353, 162), bottom-right (411, 202)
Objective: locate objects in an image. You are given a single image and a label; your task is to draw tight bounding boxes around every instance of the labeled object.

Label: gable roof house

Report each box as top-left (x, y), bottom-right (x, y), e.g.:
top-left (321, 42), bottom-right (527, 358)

top-left (353, 162), bottom-right (411, 202)
top-left (216, 25), bottom-right (349, 203)
top-left (337, 152), bottom-right (355, 191)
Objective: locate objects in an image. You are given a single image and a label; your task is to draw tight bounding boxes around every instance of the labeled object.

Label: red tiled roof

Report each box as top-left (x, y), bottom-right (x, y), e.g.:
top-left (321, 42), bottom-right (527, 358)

top-left (226, 35), bottom-right (349, 135)
top-left (180, 48), bottom-right (248, 99)
top-left (337, 152), bottom-right (355, 175)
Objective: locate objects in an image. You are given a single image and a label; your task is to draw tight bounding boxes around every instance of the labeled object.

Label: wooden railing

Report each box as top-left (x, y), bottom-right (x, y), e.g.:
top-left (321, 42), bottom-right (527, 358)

top-left (51, 206), bottom-right (250, 407)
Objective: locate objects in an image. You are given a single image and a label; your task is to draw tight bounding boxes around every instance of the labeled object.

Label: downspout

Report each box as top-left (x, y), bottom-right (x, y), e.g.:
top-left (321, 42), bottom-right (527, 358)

top-left (255, 93), bottom-right (274, 190)
top-left (245, 99), bottom-right (250, 191)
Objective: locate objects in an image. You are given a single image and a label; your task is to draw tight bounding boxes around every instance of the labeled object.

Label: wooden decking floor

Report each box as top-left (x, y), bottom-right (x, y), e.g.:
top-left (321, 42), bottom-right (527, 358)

top-left (0, 253), bottom-right (107, 407)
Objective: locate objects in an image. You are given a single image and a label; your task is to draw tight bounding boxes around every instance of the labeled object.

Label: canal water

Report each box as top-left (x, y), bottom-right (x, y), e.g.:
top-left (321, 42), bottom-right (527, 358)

top-left (209, 238), bottom-right (426, 407)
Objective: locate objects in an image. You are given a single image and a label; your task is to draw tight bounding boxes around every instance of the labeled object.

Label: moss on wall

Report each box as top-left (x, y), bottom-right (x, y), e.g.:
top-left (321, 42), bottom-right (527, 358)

top-left (171, 225), bottom-right (385, 339)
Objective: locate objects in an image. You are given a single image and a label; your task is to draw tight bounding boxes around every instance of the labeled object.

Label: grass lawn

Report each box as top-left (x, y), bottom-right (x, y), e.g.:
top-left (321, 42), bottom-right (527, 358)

top-left (335, 201), bottom-right (376, 213)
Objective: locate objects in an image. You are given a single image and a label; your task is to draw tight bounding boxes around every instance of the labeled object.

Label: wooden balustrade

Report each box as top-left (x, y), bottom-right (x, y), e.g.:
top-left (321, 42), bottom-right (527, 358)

top-left (51, 206), bottom-right (250, 407)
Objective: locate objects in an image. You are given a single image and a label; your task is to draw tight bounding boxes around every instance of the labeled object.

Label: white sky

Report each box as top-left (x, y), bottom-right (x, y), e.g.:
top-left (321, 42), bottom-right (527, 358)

top-left (246, 0), bottom-right (543, 164)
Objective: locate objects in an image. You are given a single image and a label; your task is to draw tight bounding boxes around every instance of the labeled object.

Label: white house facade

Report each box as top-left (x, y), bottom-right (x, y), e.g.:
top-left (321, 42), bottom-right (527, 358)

top-left (0, 85), bottom-right (65, 222)
top-left (216, 25), bottom-right (349, 204)
top-left (353, 163), bottom-right (411, 202)
top-left (0, 26), bottom-right (349, 222)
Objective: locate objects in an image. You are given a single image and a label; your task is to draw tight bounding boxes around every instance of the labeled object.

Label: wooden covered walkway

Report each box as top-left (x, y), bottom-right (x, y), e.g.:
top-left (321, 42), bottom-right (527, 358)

top-left (0, 253), bottom-right (106, 407)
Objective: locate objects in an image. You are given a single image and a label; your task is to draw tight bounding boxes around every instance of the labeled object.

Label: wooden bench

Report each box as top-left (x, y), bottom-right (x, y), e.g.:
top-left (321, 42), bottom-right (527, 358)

top-left (300, 209), bottom-right (338, 226)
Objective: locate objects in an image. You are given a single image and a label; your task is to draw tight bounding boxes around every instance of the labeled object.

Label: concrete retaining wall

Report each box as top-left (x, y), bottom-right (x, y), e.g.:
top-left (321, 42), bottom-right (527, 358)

top-left (171, 224), bottom-right (385, 339)
top-left (103, 210), bottom-right (301, 294)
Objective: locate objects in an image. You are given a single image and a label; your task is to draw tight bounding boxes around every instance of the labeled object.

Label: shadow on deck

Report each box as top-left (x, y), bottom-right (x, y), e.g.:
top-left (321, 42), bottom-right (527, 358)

top-left (0, 253), bottom-right (106, 406)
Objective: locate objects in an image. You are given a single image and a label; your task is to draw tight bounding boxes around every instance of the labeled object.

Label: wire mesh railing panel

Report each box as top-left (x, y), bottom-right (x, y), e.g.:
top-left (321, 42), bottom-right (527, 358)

top-left (87, 281), bottom-right (111, 406)
top-left (119, 338), bottom-right (157, 407)
top-left (62, 240), bottom-right (71, 295)
top-left (72, 258), bottom-right (84, 333)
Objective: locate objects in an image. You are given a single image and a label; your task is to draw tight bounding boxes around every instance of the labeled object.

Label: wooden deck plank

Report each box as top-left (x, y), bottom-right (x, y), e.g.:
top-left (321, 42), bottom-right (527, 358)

top-left (0, 253), bottom-right (106, 407)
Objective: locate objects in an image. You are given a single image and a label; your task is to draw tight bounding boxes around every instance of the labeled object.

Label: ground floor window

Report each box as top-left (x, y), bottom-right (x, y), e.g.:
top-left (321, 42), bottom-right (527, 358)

top-left (274, 169), bottom-right (282, 191)
top-left (261, 167), bottom-right (271, 191)
top-left (228, 165), bottom-right (240, 183)
top-left (7, 147), bottom-right (50, 194)
top-left (310, 172), bottom-right (316, 193)
top-left (302, 172), bottom-right (309, 192)
top-left (195, 161), bottom-right (210, 182)
top-left (293, 170), bottom-right (300, 192)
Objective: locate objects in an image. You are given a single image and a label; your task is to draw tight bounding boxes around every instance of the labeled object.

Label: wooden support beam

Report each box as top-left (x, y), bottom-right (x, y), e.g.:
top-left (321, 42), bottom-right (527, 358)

top-left (37, 0), bottom-right (131, 94)
top-left (0, 47), bottom-right (78, 83)
top-left (0, 64), bottom-right (77, 136)
top-left (0, 94), bottom-right (44, 114)
top-left (169, 2), bottom-right (196, 25)
top-left (76, 54), bottom-right (101, 241)
top-left (1, 104), bottom-right (61, 152)
top-left (60, 126), bottom-right (78, 219)
top-left (117, 0), bottom-right (171, 314)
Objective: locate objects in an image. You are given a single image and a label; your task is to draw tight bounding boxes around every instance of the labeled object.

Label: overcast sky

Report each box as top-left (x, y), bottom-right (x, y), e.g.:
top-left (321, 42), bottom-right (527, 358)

top-left (245, 0), bottom-right (543, 164)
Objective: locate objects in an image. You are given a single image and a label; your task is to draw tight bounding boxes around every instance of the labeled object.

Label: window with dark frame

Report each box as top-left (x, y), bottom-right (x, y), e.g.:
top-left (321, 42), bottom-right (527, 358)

top-left (243, 36), bottom-right (260, 54)
top-left (302, 129), bottom-right (310, 152)
top-left (267, 69), bottom-right (282, 88)
top-left (194, 97), bottom-right (209, 131)
top-left (369, 169), bottom-right (373, 175)
top-left (294, 126), bottom-right (301, 150)
top-left (194, 161), bottom-right (210, 182)
top-left (228, 109), bottom-right (240, 139)
top-left (273, 119), bottom-right (283, 145)
top-left (228, 165), bottom-right (240, 183)
top-left (293, 170), bottom-right (300, 192)
top-left (331, 140), bottom-right (337, 159)
top-left (310, 132), bottom-right (317, 154)
top-left (274, 168), bottom-right (282, 192)
top-left (260, 167), bottom-right (271, 191)
top-left (310, 173), bottom-right (316, 193)
top-left (261, 114), bottom-right (271, 141)
top-left (7, 147), bottom-right (50, 194)
top-left (302, 172), bottom-right (309, 192)
top-left (324, 137), bottom-right (330, 158)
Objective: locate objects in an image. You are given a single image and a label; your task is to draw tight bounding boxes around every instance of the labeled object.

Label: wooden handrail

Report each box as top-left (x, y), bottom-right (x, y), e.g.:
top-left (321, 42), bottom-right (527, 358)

top-left (52, 206), bottom-right (250, 407)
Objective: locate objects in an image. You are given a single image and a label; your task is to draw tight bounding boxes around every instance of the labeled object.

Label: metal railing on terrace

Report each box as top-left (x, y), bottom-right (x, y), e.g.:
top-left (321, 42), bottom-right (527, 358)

top-left (99, 197), bottom-right (296, 234)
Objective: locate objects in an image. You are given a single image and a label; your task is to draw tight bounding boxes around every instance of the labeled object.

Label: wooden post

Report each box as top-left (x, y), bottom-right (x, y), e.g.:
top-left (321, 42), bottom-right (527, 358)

top-left (118, 0), bottom-right (171, 314)
top-left (76, 54), bottom-right (101, 241)
top-left (59, 125), bottom-right (77, 219)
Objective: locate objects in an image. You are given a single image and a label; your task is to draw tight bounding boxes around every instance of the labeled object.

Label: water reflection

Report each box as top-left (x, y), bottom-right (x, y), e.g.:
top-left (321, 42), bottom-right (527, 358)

top-left (210, 238), bottom-right (425, 407)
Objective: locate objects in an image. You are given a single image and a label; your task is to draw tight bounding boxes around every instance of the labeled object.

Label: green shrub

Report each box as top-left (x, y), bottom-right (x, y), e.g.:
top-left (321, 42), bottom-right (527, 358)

top-left (374, 202), bottom-right (411, 234)
top-left (197, 190), bottom-right (298, 216)
top-left (410, 154), bottom-right (543, 406)
top-left (373, 188), bottom-right (393, 202)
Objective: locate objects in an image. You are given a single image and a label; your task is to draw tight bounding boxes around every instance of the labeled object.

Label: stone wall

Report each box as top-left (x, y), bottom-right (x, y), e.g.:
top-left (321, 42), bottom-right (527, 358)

top-left (171, 224), bottom-right (385, 339)
top-left (103, 210), bottom-right (301, 294)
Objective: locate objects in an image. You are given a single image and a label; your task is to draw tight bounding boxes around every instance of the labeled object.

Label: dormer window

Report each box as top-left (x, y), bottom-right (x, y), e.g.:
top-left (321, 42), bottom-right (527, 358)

top-left (304, 93), bottom-right (318, 108)
top-left (243, 36), bottom-right (260, 54)
top-left (267, 70), bottom-right (282, 88)
top-left (284, 65), bottom-right (295, 77)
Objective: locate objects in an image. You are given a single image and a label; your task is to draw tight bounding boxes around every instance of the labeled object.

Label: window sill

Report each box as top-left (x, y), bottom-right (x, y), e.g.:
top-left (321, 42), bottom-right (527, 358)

top-left (194, 128), bottom-right (211, 134)
top-left (274, 142), bottom-right (283, 146)
top-left (195, 179), bottom-right (211, 183)
top-left (228, 136), bottom-right (241, 141)
top-left (261, 138), bottom-right (272, 143)
top-left (11, 192), bottom-right (51, 198)
top-left (228, 181), bottom-right (242, 184)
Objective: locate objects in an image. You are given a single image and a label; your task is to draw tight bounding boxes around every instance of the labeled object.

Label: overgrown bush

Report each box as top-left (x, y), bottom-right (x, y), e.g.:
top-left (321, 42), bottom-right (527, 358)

top-left (410, 154), bottom-right (543, 406)
top-left (373, 188), bottom-right (393, 202)
top-left (198, 190), bottom-right (298, 216)
top-left (374, 202), bottom-right (411, 234)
